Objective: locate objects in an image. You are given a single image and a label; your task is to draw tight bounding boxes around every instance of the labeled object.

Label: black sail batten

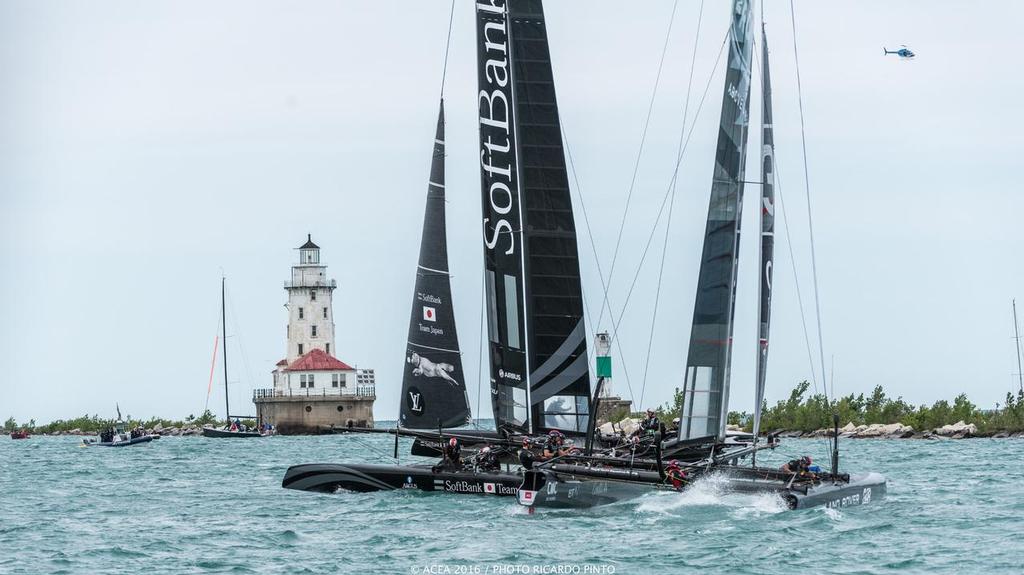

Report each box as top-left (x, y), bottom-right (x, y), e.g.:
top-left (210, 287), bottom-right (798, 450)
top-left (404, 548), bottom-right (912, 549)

top-left (477, 0), bottom-right (530, 435)
top-left (752, 26), bottom-right (775, 442)
top-left (679, 0), bottom-right (754, 441)
top-left (400, 100), bottom-right (471, 429)
top-left (508, 0), bottom-right (590, 436)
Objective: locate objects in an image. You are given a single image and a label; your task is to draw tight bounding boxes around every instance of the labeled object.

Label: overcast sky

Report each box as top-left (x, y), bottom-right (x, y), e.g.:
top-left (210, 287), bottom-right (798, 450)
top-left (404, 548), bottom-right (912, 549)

top-left (2, 1), bottom-right (1022, 424)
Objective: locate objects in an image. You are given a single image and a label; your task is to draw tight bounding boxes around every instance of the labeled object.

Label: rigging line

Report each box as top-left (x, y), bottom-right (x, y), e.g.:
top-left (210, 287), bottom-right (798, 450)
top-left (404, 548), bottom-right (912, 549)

top-left (562, 124), bottom-right (637, 404)
top-left (789, 0), bottom-right (829, 403)
top-left (596, 31), bottom-right (729, 406)
top-left (476, 267), bottom-right (486, 429)
top-left (756, 34), bottom-right (830, 464)
top-left (775, 170), bottom-right (819, 390)
top-left (439, 0), bottom-right (457, 98)
top-left (750, 30), bottom-right (819, 395)
top-left (611, 31), bottom-right (729, 338)
top-left (593, 0), bottom-right (680, 335)
top-left (772, 152), bottom-right (819, 390)
top-left (225, 286), bottom-right (257, 401)
top-left (640, 0), bottom-right (705, 410)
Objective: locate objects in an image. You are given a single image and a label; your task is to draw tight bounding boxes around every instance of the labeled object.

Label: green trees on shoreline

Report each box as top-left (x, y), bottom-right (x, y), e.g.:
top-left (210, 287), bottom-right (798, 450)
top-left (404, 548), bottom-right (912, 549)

top-left (651, 381), bottom-right (1024, 433)
top-left (752, 381), bottom-right (1024, 433)
top-left (9, 383), bottom-right (1024, 435)
top-left (2, 410), bottom-right (223, 434)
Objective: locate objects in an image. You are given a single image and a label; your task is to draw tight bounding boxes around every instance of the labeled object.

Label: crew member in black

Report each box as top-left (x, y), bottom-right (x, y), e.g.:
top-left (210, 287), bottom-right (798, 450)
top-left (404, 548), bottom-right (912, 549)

top-left (474, 446), bottom-right (500, 472)
top-left (781, 455), bottom-right (812, 475)
top-left (439, 437), bottom-right (463, 470)
top-left (543, 430), bottom-right (566, 458)
top-left (636, 409), bottom-right (660, 437)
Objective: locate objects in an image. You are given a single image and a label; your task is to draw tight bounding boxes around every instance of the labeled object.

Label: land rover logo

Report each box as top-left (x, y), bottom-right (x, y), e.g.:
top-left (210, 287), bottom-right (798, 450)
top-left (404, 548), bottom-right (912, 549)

top-left (407, 387), bottom-right (424, 414)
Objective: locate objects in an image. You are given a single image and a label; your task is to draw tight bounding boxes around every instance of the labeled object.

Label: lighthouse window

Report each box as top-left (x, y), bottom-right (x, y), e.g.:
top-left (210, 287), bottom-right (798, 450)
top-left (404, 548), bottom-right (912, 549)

top-left (298, 307), bottom-right (304, 319)
top-left (308, 374), bottom-right (315, 388)
top-left (310, 290), bottom-right (317, 301)
top-left (299, 374), bottom-right (307, 388)
top-left (325, 343), bottom-right (330, 355)
top-left (298, 343), bottom-right (304, 356)
top-left (311, 325), bottom-right (318, 338)
top-left (323, 307), bottom-right (328, 319)
top-left (332, 374), bottom-right (339, 388)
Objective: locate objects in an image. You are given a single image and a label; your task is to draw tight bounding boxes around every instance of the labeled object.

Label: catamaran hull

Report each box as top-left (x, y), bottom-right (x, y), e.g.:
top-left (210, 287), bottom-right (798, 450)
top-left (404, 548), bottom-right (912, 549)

top-left (516, 467), bottom-right (673, 509)
top-left (282, 463), bottom-right (522, 496)
top-left (82, 435), bottom-right (159, 447)
top-left (723, 471), bottom-right (888, 510)
top-left (516, 465), bottom-right (887, 511)
top-left (517, 479), bottom-right (661, 509)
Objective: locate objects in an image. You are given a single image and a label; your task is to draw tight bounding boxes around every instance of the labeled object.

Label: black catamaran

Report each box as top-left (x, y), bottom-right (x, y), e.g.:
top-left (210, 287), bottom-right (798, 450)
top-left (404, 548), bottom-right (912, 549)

top-left (518, 0), bottom-right (887, 510)
top-left (203, 277), bottom-right (263, 438)
top-left (284, 0), bottom-right (596, 496)
top-left (286, 0), bottom-right (886, 510)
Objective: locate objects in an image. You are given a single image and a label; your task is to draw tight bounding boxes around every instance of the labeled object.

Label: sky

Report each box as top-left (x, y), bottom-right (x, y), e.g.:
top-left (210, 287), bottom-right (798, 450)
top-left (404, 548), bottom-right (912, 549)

top-left (2, 1), bottom-right (1023, 424)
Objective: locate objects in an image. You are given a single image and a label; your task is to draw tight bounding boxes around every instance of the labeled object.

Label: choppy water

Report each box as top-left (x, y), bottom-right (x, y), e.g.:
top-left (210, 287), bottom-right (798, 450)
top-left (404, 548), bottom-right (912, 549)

top-left (1, 429), bottom-right (1021, 574)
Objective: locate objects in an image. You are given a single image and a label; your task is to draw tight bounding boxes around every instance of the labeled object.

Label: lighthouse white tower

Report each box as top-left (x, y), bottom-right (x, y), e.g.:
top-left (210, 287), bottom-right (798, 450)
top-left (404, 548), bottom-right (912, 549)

top-left (284, 234), bottom-right (336, 363)
top-left (256, 235), bottom-right (376, 433)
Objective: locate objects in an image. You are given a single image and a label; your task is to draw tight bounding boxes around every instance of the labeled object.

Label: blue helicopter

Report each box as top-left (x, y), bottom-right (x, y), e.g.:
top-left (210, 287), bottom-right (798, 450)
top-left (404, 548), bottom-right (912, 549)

top-left (883, 45), bottom-right (915, 59)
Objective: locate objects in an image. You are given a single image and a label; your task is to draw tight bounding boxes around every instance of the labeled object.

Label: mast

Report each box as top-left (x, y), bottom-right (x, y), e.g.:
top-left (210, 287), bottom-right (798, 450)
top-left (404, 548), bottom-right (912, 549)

top-left (399, 100), bottom-right (471, 429)
top-left (476, 0), bottom-right (590, 436)
top-left (477, 0), bottom-right (530, 435)
top-left (1015, 299), bottom-right (1024, 394)
top-left (222, 276), bottom-right (229, 422)
top-left (678, 0), bottom-right (754, 442)
top-left (752, 23), bottom-right (775, 448)
top-left (507, 0), bottom-right (591, 436)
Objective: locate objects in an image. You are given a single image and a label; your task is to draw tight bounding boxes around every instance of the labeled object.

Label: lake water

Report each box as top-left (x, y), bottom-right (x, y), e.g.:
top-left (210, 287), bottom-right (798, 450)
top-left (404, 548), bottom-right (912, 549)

top-left (1, 430), bottom-right (1020, 574)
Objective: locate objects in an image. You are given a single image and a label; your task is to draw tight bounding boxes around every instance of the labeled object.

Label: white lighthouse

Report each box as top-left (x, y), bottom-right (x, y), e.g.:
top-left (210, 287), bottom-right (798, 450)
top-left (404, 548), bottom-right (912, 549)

top-left (256, 235), bottom-right (377, 434)
top-left (284, 234), bottom-right (336, 363)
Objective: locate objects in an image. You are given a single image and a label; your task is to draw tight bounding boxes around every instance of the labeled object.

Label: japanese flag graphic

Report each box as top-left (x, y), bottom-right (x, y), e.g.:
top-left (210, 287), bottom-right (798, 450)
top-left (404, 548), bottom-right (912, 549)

top-left (423, 306), bottom-right (437, 322)
top-left (484, 482), bottom-right (496, 494)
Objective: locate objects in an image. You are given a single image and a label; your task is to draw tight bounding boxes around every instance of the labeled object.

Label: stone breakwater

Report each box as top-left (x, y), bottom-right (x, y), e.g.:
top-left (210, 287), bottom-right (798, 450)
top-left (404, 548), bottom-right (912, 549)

top-left (599, 417), bottom-right (1023, 441)
top-left (775, 420), bottom-right (1024, 440)
top-left (38, 424), bottom-right (213, 437)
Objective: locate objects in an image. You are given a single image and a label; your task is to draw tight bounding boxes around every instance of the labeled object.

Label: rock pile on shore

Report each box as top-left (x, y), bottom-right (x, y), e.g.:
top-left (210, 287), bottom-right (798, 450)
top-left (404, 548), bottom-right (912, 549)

top-left (596, 416), bottom-right (1022, 441)
top-left (781, 420), bottom-right (1024, 440)
top-left (43, 426), bottom-right (205, 437)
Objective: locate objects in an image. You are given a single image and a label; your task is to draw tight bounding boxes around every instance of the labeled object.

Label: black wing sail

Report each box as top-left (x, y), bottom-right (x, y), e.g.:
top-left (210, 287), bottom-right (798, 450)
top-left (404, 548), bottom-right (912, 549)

top-left (752, 25), bottom-right (775, 442)
top-left (508, 0), bottom-right (590, 436)
top-left (679, 0), bottom-right (754, 441)
top-left (477, 0), bottom-right (530, 434)
top-left (400, 101), bottom-right (471, 429)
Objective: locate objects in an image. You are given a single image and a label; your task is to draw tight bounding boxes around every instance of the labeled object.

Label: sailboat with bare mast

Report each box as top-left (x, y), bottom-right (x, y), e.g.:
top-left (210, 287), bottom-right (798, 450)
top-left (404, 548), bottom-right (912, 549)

top-left (203, 277), bottom-right (264, 438)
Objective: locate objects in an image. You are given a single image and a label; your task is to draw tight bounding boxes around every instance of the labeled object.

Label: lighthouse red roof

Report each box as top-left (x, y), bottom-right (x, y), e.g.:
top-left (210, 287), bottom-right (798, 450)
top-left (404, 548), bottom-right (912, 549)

top-left (284, 348), bottom-right (354, 372)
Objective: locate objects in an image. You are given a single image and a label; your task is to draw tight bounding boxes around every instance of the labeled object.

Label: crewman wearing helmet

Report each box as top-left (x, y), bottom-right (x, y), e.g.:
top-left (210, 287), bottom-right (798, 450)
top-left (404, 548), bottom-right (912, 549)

top-left (475, 445), bottom-right (500, 472)
top-left (781, 455), bottom-right (813, 476)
